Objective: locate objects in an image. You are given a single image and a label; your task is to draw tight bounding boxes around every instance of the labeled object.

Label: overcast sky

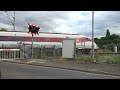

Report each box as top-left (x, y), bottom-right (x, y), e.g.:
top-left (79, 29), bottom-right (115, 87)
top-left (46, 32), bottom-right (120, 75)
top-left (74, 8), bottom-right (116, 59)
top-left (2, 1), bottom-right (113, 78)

top-left (0, 11), bottom-right (120, 38)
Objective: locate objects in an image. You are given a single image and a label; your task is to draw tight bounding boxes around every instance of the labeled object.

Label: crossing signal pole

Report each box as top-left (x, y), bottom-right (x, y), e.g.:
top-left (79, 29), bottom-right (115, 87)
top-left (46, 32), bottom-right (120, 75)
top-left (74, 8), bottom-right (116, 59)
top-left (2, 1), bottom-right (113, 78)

top-left (28, 23), bottom-right (40, 59)
top-left (31, 33), bottom-right (33, 59)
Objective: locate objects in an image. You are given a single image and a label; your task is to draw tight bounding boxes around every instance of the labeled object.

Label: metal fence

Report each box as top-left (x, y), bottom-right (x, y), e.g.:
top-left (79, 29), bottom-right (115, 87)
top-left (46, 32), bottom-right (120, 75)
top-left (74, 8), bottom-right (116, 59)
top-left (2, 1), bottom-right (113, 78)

top-left (97, 44), bottom-right (120, 53)
top-left (0, 44), bottom-right (26, 60)
top-left (0, 44), bottom-right (62, 60)
top-left (32, 45), bottom-right (62, 59)
top-left (0, 49), bottom-right (20, 59)
top-left (1, 43), bottom-right (119, 60)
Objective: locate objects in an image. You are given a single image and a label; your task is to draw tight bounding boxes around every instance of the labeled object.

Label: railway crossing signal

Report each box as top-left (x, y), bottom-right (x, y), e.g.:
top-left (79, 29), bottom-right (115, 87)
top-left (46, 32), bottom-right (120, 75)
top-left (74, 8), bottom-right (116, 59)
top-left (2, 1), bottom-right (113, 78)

top-left (27, 23), bottom-right (40, 59)
top-left (28, 23), bottom-right (40, 35)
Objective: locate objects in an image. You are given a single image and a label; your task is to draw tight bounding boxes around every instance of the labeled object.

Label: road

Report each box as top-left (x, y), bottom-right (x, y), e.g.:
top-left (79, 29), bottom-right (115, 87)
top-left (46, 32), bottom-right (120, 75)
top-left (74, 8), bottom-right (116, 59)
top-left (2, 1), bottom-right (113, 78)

top-left (1, 61), bottom-right (120, 79)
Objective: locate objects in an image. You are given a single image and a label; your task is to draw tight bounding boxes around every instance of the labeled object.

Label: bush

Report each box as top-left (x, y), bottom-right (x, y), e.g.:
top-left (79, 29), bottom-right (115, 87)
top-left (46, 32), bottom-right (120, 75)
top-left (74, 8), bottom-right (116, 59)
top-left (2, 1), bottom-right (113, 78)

top-left (75, 54), bottom-right (120, 64)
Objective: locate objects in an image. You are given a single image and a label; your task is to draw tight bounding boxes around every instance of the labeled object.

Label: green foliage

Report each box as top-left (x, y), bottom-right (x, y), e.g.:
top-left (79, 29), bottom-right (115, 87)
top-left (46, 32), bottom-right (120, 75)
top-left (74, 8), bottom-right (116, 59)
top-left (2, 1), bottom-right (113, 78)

top-left (0, 28), bottom-right (8, 31)
top-left (105, 56), bottom-right (120, 64)
top-left (33, 48), bottom-right (41, 59)
top-left (94, 29), bottom-right (120, 52)
top-left (0, 28), bottom-right (8, 32)
top-left (76, 54), bottom-right (120, 64)
top-left (94, 38), bottom-right (99, 45)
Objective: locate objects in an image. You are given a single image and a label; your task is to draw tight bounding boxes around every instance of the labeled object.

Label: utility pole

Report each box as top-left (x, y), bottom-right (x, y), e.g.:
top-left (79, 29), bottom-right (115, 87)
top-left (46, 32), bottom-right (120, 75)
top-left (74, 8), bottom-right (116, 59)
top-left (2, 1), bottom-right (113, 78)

top-left (13, 11), bottom-right (15, 31)
top-left (1, 11), bottom-right (15, 31)
top-left (92, 11), bottom-right (94, 60)
top-left (28, 23), bottom-right (40, 59)
top-left (31, 34), bottom-right (34, 59)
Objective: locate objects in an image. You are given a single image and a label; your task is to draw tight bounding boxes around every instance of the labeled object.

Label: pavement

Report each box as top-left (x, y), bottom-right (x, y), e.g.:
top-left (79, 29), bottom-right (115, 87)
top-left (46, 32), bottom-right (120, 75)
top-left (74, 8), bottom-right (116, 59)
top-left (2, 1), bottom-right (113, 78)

top-left (1, 58), bottom-right (120, 77)
top-left (2, 61), bottom-right (120, 79)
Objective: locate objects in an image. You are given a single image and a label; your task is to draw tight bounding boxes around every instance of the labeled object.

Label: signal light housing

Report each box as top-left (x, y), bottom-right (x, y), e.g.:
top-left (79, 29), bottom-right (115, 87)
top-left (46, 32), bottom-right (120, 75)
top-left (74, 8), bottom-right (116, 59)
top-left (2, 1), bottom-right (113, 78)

top-left (28, 23), bottom-right (40, 35)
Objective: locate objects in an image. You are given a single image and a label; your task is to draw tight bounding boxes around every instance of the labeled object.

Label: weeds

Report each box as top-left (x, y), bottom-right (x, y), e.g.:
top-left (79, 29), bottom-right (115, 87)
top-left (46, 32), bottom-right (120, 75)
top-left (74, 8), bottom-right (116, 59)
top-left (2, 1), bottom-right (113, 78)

top-left (75, 54), bottom-right (120, 64)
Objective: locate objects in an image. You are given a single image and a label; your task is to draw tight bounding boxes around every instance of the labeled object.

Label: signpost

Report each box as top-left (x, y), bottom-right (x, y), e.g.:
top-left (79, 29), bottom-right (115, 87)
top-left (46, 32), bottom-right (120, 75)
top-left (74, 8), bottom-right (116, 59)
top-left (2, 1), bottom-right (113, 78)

top-left (31, 33), bottom-right (33, 59)
top-left (27, 23), bottom-right (40, 59)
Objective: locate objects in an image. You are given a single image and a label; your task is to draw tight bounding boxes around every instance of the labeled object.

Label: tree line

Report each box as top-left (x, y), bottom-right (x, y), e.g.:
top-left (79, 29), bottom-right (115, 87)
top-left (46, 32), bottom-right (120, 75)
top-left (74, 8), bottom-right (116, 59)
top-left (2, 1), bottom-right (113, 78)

top-left (94, 29), bottom-right (120, 52)
top-left (0, 28), bottom-right (8, 31)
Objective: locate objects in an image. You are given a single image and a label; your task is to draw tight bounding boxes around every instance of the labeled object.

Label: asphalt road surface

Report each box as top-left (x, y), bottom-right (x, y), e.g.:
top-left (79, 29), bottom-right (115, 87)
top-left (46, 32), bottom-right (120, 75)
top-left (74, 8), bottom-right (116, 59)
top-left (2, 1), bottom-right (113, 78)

top-left (1, 62), bottom-right (120, 79)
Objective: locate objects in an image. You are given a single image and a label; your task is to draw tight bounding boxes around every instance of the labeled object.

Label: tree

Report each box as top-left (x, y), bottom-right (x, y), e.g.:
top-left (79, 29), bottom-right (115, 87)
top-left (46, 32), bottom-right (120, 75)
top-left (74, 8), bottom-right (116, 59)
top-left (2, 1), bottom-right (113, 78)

top-left (94, 38), bottom-right (99, 41)
top-left (0, 28), bottom-right (8, 31)
top-left (94, 38), bottom-right (100, 45)
top-left (111, 34), bottom-right (119, 39)
top-left (106, 29), bottom-right (110, 37)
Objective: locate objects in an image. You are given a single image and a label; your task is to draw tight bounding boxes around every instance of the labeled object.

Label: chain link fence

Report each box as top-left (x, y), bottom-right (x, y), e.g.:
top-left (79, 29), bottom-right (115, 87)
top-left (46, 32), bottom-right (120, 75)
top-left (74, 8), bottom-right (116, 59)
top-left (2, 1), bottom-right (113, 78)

top-left (96, 44), bottom-right (120, 53)
top-left (1, 43), bottom-right (120, 60)
top-left (33, 45), bottom-right (62, 59)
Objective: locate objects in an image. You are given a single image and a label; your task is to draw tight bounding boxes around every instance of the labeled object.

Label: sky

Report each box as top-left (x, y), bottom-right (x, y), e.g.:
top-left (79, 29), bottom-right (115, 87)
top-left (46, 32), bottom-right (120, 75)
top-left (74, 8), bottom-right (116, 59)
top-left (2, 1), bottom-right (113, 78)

top-left (0, 11), bottom-right (120, 39)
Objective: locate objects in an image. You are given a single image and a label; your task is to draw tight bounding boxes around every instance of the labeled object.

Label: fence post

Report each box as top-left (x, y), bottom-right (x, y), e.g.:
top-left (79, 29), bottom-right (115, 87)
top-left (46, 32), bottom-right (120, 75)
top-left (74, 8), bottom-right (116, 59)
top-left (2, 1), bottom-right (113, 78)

top-left (14, 51), bottom-right (16, 59)
top-left (12, 51), bottom-right (14, 59)
top-left (41, 45), bottom-right (43, 59)
top-left (20, 43), bottom-right (23, 59)
top-left (2, 51), bottom-right (6, 59)
top-left (2, 51), bottom-right (3, 59)
top-left (53, 45), bottom-right (55, 57)
top-left (16, 51), bottom-right (18, 59)
top-left (105, 45), bottom-right (107, 54)
top-left (0, 51), bottom-right (1, 59)
top-left (9, 51), bottom-right (11, 59)
top-left (6, 51), bottom-right (8, 59)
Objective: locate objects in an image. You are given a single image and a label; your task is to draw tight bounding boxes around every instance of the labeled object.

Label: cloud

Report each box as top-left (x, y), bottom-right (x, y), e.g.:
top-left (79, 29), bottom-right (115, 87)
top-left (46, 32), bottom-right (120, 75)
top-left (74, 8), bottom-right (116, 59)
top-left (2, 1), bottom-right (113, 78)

top-left (0, 11), bottom-right (120, 38)
top-left (94, 11), bottom-right (120, 37)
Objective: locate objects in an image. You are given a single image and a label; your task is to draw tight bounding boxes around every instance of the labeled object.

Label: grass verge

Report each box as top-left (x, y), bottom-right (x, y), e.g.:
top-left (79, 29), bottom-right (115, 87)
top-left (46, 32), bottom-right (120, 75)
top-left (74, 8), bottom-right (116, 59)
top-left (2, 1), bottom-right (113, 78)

top-left (75, 54), bottom-right (120, 64)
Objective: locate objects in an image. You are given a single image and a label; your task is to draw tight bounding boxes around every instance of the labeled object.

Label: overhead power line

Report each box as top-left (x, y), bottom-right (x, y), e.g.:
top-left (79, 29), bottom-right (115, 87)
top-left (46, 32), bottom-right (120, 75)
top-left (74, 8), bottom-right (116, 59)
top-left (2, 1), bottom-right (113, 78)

top-left (0, 11), bottom-right (15, 31)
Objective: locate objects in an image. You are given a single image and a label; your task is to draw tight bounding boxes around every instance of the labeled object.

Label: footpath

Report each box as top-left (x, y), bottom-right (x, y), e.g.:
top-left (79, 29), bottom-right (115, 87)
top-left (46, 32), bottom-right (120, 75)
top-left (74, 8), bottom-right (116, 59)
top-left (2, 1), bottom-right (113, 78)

top-left (1, 59), bottom-right (120, 77)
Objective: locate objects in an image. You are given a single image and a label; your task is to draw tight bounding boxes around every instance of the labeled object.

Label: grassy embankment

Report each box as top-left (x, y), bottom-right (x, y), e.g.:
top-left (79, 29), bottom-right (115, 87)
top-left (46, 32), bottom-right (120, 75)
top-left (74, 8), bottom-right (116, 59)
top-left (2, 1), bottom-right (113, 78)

top-left (75, 49), bottom-right (120, 64)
